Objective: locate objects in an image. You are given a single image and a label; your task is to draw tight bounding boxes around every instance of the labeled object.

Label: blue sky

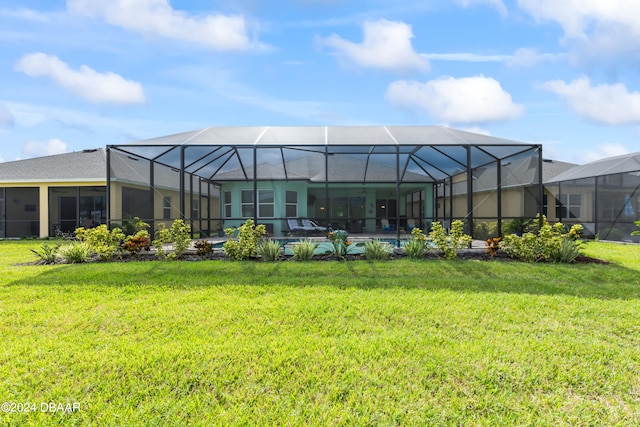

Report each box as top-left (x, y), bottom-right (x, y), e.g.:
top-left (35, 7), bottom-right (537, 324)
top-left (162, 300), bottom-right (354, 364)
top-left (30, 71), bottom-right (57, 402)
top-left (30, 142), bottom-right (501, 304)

top-left (1, 0), bottom-right (639, 165)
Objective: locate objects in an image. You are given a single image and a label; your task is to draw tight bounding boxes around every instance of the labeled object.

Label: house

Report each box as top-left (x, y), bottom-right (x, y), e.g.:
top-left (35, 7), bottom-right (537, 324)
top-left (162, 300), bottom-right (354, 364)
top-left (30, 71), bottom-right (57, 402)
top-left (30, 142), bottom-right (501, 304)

top-left (545, 152), bottom-right (640, 241)
top-left (0, 149), bottom-right (107, 238)
top-left (0, 148), bottom-right (212, 238)
top-left (107, 126), bottom-right (544, 238)
top-left (4, 127), bottom-right (637, 241)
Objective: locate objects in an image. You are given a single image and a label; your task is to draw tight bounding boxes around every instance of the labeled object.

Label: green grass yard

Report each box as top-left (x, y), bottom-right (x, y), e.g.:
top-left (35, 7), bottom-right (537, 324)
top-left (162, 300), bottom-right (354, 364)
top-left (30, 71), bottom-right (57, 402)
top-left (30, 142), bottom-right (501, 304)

top-left (1, 240), bottom-right (639, 425)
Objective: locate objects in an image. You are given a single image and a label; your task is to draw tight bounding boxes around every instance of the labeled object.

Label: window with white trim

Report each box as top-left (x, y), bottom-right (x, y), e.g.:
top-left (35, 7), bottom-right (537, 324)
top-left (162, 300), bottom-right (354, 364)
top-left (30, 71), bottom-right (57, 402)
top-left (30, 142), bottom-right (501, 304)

top-left (191, 199), bottom-right (199, 219)
top-left (556, 193), bottom-right (581, 219)
top-left (224, 191), bottom-right (231, 218)
top-left (258, 190), bottom-right (274, 218)
top-left (241, 190), bottom-right (254, 218)
top-left (285, 191), bottom-right (297, 217)
top-left (163, 197), bottom-right (171, 219)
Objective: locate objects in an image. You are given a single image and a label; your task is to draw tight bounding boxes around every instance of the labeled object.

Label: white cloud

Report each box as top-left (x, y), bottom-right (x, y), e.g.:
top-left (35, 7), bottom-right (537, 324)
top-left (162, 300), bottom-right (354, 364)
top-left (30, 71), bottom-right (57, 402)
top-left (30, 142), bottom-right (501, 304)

top-left (386, 75), bottom-right (524, 123)
top-left (67, 0), bottom-right (253, 51)
top-left (0, 7), bottom-right (52, 22)
top-left (517, 0), bottom-right (640, 62)
top-left (455, 0), bottom-right (507, 17)
top-left (15, 53), bottom-right (146, 105)
top-left (0, 105), bottom-right (14, 127)
top-left (583, 143), bottom-right (630, 163)
top-left (22, 138), bottom-right (69, 158)
top-left (506, 48), bottom-right (559, 68)
top-left (540, 77), bottom-right (640, 125)
top-left (0, 153), bottom-right (4, 163)
top-left (321, 19), bottom-right (429, 72)
top-left (422, 52), bottom-right (509, 62)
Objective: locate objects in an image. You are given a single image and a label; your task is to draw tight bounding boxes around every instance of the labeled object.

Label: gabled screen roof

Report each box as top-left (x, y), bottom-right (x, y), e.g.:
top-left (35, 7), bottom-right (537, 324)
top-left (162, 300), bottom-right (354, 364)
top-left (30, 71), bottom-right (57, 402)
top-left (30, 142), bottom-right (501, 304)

top-left (110, 126), bottom-right (539, 183)
top-left (549, 151), bottom-right (640, 182)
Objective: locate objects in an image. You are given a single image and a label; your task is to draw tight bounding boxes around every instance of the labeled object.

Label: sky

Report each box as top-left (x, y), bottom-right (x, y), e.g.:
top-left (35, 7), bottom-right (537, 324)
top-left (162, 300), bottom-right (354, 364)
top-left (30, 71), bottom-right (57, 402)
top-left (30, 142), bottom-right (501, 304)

top-left (1, 0), bottom-right (640, 165)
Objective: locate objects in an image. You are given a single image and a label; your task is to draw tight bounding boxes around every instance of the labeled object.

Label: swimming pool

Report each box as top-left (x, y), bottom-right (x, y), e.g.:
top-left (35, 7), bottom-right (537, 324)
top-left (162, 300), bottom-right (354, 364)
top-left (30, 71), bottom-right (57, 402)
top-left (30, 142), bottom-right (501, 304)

top-left (212, 238), bottom-right (409, 256)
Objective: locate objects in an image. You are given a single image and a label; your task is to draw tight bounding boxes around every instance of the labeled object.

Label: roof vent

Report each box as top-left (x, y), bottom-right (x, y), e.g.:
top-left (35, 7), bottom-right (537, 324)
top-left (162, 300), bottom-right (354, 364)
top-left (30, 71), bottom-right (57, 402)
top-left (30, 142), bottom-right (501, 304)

top-left (82, 149), bottom-right (98, 153)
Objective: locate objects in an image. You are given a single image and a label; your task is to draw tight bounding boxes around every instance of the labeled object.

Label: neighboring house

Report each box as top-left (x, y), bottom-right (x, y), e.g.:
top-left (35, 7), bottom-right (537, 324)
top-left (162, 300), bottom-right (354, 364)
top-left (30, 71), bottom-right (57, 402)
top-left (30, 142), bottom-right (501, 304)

top-left (437, 156), bottom-right (577, 228)
top-left (545, 152), bottom-right (640, 241)
top-left (0, 148), bottom-right (214, 238)
top-left (0, 149), bottom-right (107, 238)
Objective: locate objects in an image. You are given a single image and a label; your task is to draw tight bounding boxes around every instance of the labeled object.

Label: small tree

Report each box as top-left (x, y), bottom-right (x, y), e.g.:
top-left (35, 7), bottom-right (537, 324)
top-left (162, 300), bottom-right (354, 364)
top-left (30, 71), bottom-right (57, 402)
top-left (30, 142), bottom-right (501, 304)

top-left (223, 219), bottom-right (266, 260)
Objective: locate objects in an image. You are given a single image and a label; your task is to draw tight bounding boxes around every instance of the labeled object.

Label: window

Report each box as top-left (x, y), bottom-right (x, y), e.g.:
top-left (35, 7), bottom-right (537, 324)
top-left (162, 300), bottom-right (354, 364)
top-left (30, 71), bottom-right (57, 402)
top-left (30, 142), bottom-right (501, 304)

top-left (241, 190), bottom-right (254, 218)
top-left (258, 190), bottom-right (274, 218)
top-left (224, 191), bottom-right (231, 218)
top-left (241, 190), bottom-right (274, 218)
top-left (191, 199), bottom-right (199, 219)
top-left (285, 191), bottom-right (297, 217)
top-left (163, 197), bottom-right (171, 220)
top-left (556, 193), bottom-right (581, 219)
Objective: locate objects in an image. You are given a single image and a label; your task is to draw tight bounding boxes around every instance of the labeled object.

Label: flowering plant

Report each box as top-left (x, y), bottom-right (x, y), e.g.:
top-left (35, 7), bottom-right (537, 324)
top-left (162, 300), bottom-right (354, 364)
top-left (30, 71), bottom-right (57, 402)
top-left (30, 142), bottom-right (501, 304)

top-left (326, 230), bottom-right (362, 259)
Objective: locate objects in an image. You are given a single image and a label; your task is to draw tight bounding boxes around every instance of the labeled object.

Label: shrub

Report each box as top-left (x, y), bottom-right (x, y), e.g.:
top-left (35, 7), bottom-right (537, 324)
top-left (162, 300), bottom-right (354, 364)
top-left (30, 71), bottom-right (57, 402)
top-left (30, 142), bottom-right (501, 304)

top-left (153, 226), bottom-right (172, 260)
top-left (474, 221), bottom-right (499, 240)
top-left (122, 217), bottom-right (150, 236)
top-left (193, 241), bottom-right (214, 256)
top-left (403, 228), bottom-right (428, 260)
top-left (257, 239), bottom-right (282, 262)
top-left (501, 221), bottom-right (584, 263)
top-left (121, 230), bottom-right (151, 256)
top-left (600, 227), bottom-right (622, 241)
top-left (223, 219), bottom-right (266, 260)
top-left (363, 239), bottom-right (393, 261)
top-left (152, 219), bottom-right (192, 259)
top-left (169, 219), bottom-right (192, 258)
top-left (290, 240), bottom-right (318, 261)
top-left (429, 220), bottom-right (472, 260)
top-left (502, 217), bottom-right (532, 235)
top-left (631, 220), bottom-right (640, 237)
top-left (75, 224), bottom-right (125, 260)
top-left (31, 242), bottom-right (60, 264)
top-left (57, 242), bottom-right (93, 264)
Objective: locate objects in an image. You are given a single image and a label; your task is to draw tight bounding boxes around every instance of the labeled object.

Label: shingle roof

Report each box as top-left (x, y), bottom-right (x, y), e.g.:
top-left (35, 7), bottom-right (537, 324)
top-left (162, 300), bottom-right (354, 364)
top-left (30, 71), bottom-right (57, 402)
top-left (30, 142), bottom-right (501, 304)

top-left (0, 149), bottom-right (106, 182)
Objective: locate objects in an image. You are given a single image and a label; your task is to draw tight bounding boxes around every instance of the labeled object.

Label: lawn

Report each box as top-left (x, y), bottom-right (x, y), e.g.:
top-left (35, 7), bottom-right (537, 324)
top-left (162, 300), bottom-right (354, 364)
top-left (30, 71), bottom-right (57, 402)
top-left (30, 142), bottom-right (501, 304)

top-left (1, 240), bottom-right (639, 426)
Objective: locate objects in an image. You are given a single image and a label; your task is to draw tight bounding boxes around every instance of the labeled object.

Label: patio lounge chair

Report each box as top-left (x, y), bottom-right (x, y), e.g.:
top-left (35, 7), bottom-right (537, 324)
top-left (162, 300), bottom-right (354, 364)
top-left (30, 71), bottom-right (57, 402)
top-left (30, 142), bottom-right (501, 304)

top-left (406, 218), bottom-right (416, 233)
top-left (381, 219), bottom-right (396, 233)
top-left (287, 218), bottom-right (325, 236)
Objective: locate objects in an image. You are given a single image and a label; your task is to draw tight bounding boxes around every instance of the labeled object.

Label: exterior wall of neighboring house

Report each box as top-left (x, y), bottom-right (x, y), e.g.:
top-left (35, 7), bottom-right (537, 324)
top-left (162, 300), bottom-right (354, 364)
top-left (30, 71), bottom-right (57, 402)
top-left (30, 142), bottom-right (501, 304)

top-left (110, 181), bottom-right (221, 237)
top-left (0, 181), bottom-right (106, 238)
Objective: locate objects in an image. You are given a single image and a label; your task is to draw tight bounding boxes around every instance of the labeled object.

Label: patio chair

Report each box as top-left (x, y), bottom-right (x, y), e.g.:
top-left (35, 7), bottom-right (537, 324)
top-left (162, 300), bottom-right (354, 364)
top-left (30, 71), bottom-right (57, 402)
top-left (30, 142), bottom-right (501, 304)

top-left (287, 218), bottom-right (324, 236)
top-left (381, 219), bottom-right (396, 233)
top-left (406, 218), bottom-right (416, 233)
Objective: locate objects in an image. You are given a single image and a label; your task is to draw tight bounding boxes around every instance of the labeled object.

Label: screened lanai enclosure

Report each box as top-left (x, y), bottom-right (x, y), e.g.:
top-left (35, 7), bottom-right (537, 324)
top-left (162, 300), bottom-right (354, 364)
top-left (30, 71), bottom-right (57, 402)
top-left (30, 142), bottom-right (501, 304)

top-left (106, 126), bottom-right (543, 240)
top-left (545, 152), bottom-right (640, 242)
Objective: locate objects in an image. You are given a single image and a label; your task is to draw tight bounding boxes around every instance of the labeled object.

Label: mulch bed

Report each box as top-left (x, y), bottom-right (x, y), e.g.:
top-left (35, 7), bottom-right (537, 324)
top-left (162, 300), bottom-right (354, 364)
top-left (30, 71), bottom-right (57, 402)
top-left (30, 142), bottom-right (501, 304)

top-left (25, 248), bottom-right (610, 265)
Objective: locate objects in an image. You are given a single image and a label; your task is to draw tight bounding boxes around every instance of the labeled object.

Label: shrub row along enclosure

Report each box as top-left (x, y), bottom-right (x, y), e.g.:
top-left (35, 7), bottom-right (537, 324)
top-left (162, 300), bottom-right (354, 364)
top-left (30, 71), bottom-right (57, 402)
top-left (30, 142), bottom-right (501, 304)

top-left (30, 216), bottom-right (590, 264)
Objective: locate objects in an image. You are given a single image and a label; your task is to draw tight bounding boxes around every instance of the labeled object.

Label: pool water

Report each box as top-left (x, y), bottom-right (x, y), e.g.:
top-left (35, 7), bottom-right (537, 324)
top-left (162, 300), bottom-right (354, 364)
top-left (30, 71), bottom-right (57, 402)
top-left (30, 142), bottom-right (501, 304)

top-left (212, 238), bottom-right (406, 256)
